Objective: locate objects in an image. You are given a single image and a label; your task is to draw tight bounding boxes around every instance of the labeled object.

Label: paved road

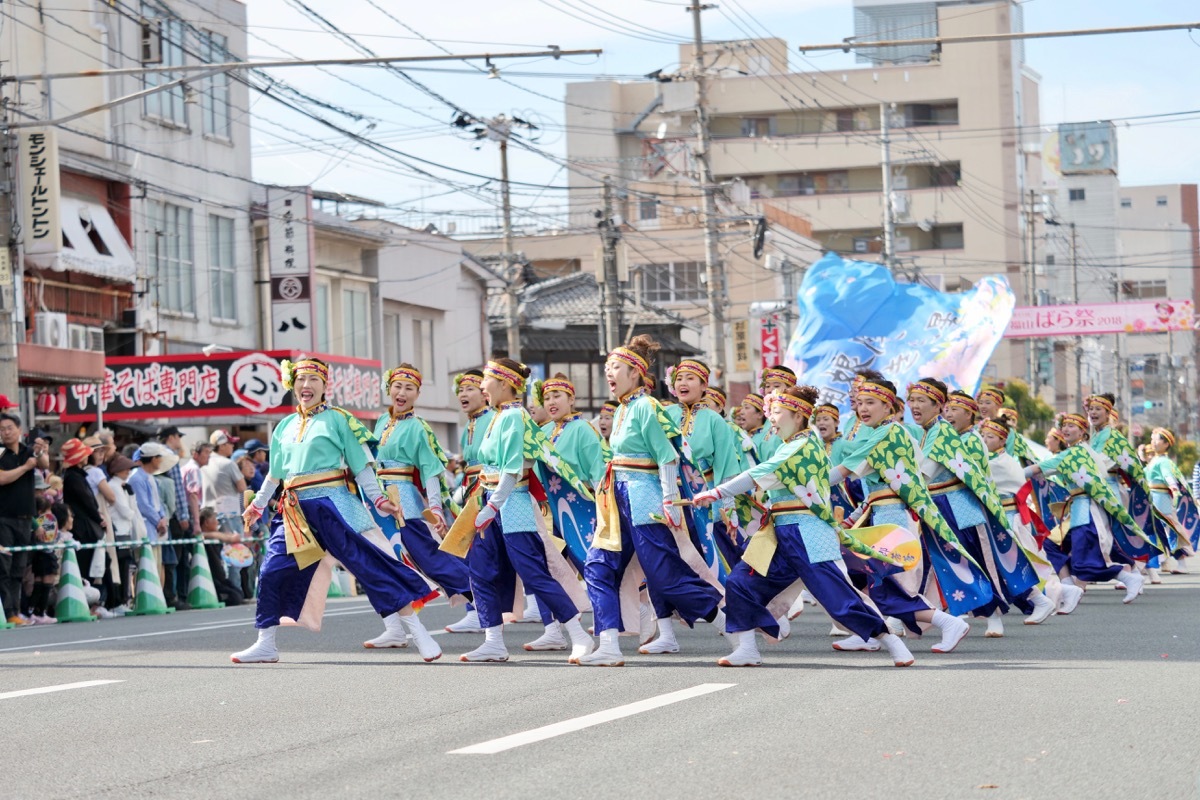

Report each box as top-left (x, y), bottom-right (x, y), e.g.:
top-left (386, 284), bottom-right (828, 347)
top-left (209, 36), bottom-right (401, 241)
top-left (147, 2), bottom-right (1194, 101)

top-left (2, 574), bottom-right (1198, 800)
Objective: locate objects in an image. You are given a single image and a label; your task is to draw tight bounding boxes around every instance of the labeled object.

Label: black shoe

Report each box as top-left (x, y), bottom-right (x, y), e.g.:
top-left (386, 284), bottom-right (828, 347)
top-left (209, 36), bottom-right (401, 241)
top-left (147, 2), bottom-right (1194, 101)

top-left (173, 601), bottom-right (192, 611)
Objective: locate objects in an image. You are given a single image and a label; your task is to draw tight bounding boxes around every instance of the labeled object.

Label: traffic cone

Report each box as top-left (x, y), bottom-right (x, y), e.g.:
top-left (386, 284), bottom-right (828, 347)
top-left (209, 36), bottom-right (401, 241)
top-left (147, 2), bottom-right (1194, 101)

top-left (54, 546), bottom-right (96, 623)
top-left (127, 544), bottom-right (174, 616)
top-left (327, 567), bottom-right (346, 598)
top-left (187, 541), bottom-right (224, 610)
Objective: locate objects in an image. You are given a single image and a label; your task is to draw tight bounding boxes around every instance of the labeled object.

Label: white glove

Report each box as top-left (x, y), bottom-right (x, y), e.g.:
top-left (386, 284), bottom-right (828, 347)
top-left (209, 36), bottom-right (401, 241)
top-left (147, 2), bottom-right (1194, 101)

top-left (475, 502), bottom-right (499, 532)
top-left (659, 462), bottom-right (682, 526)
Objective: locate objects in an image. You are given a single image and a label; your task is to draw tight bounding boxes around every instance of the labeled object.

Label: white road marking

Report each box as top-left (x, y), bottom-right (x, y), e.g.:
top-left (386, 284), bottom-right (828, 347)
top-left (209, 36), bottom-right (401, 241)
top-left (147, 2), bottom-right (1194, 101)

top-left (0, 679), bottom-right (124, 700)
top-left (448, 683), bottom-right (737, 755)
top-left (0, 605), bottom-right (451, 655)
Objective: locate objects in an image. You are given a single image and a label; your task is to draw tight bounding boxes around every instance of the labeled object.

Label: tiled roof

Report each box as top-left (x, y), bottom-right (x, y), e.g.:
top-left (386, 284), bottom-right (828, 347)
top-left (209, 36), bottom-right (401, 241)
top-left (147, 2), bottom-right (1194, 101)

top-left (487, 271), bottom-right (698, 330)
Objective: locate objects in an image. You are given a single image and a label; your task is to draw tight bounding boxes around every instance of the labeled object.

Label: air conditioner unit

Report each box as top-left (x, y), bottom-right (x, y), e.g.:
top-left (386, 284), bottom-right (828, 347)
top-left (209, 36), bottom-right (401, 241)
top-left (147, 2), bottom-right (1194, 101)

top-left (141, 18), bottom-right (163, 64)
top-left (33, 312), bottom-right (69, 348)
top-left (894, 235), bottom-right (912, 252)
top-left (68, 323), bottom-right (88, 350)
top-left (87, 326), bottom-right (106, 353)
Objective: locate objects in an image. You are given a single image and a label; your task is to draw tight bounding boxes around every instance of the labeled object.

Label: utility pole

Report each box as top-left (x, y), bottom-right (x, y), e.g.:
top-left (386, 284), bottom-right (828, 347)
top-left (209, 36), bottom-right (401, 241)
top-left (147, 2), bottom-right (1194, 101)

top-left (879, 102), bottom-right (896, 270)
top-left (1069, 221), bottom-right (1082, 406)
top-left (487, 117), bottom-right (521, 360)
top-left (688, 0), bottom-right (725, 378)
top-left (1167, 329), bottom-right (1176, 426)
top-left (1024, 189), bottom-right (1038, 389)
top-left (599, 180), bottom-right (622, 353)
top-left (0, 95), bottom-right (17, 405)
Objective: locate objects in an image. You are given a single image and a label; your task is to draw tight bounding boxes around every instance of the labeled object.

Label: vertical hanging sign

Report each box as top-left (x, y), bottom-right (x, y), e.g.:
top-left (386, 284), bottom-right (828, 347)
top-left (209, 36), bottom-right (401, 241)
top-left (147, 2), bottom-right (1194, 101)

top-left (266, 187), bottom-right (316, 350)
top-left (732, 319), bottom-right (751, 372)
top-left (20, 128), bottom-right (62, 255)
top-left (760, 313), bottom-right (781, 369)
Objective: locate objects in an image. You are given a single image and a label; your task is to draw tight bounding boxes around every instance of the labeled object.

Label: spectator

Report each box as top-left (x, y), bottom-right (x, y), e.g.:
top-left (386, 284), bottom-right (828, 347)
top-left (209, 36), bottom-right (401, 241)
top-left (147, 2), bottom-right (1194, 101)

top-left (0, 393), bottom-right (16, 413)
top-left (243, 438), bottom-right (269, 491)
top-left (153, 456), bottom-right (186, 610)
top-left (198, 507), bottom-right (245, 607)
top-left (128, 441), bottom-right (177, 593)
top-left (105, 454), bottom-right (140, 610)
top-left (26, 426), bottom-right (52, 473)
top-left (29, 497), bottom-right (62, 624)
top-left (181, 441), bottom-right (211, 535)
top-left (202, 429), bottom-right (246, 536)
top-left (0, 412), bottom-right (39, 626)
top-left (90, 429), bottom-right (117, 472)
top-left (61, 438), bottom-right (112, 608)
top-left (82, 435), bottom-right (117, 601)
top-left (157, 426), bottom-right (192, 608)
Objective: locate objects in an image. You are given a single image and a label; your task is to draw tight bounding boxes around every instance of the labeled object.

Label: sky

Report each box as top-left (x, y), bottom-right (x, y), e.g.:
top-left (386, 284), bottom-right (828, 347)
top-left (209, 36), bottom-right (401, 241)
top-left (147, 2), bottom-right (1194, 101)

top-left (244, 0), bottom-right (1200, 226)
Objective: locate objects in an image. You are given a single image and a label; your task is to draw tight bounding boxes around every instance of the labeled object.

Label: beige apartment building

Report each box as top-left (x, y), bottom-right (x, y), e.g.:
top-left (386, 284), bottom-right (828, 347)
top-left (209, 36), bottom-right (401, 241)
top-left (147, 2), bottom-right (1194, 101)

top-left (481, 0), bottom-right (1039, 394)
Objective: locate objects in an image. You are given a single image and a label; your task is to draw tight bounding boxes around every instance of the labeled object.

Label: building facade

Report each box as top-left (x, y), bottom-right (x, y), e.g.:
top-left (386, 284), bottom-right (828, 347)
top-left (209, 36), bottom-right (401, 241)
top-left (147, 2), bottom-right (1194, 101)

top-left (559, 0), bottom-right (1039, 386)
top-left (2, 0), bottom-right (255, 428)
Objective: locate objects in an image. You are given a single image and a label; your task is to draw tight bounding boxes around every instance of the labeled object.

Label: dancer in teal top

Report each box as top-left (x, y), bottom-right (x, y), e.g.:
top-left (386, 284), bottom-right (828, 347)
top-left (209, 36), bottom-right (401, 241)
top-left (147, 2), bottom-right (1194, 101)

top-left (365, 363), bottom-right (474, 647)
top-left (696, 384), bottom-right (915, 668)
top-left (667, 359), bottom-right (745, 577)
top-left (579, 336), bottom-right (723, 667)
top-left (1145, 427), bottom-right (1195, 576)
top-left (458, 359), bottom-right (594, 664)
top-left (232, 358), bottom-right (441, 665)
top-left (455, 369), bottom-right (494, 499)
top-left (738, 393), bottom-right (776, 464)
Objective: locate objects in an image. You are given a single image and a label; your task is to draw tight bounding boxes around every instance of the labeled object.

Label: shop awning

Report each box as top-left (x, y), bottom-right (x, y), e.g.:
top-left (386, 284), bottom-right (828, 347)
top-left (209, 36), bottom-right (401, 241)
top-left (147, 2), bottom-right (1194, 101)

top-left (24, 196), bottom-right (136, 282)
top-left (17, 342), bottom-right (106, 385)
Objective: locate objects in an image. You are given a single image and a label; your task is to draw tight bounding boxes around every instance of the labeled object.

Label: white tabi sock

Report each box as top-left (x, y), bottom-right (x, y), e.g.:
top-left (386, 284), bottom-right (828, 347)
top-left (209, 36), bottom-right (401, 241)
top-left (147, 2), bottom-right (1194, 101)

top-left (930, 610), bottom-right (956, 629)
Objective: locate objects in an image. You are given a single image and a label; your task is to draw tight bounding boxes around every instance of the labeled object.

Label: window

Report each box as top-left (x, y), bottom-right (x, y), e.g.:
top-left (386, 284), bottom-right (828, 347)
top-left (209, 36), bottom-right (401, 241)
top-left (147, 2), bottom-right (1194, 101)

top-left (209, 215), bottom-right (236, 321)
top-left (148, 201), bottom-right (194, 313)
top-left (931, 224), bottom-right (964, 250)
top-left (1126, 280), bottom-right (1167, 299)
top-left (382, 312), bottom-right (401, 367)
top-left (638, 197), bottom-right (658, 221)
top-left (142, 5), bottom-right (187, 126)
top-left (741, 117), bottom-right (773, 137)
top-left (932, 163), bottom-right (962, 187)
top-left (640, 261), bottom-right (704, 303)
top-left (835, 109), bottom-right (856, 132)
top-left (315, 282), bottom-right (331, 352)
top-left (342, 287), bottom-right (371, 358)
top-left (199, 31), bottom-right (231, 138)
top-left (777, 174), bottom-right (815, 197)
top-left (905, 102), bottom-right (958, 127)
top-left (1045, 254), bottom-right (1056, 266)
top-left (1068, 188), bottom-right (1086, 202)
top-left (1156, 195), bottom-right (1168, 207)
top-left (1120, 197), bottom-right (1132, 209)
top-left (412, 318), bottom-right (434, 382)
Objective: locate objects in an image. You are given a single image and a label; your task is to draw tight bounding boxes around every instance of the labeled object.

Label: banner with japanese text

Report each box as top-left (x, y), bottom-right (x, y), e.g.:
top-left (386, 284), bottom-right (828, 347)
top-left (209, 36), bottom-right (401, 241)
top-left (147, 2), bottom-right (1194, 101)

top-left (60, 350), bottom-right (382, 422)
top-left (783, 252), bottom-right (1015, 413)
top-left (1005, 299), bottom-right (1194, 338)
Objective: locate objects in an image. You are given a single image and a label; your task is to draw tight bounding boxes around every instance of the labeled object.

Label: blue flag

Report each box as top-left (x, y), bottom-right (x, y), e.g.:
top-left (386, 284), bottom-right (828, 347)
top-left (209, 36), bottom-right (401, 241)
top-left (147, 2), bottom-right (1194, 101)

top-left (784, 253), bottom-right (1016, 412)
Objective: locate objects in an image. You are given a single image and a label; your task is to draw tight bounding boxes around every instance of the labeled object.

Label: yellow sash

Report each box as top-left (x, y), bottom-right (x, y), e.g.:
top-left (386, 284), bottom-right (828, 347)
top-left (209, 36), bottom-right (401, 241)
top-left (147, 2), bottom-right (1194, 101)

top-left (742, 501), bottom-right (816, 576)
top-left (439, 491), bottom-right (480, 558)
top-left (281, 469), bottom-right (348, 570)
top-left (594, 458), bottom-right (656, 552)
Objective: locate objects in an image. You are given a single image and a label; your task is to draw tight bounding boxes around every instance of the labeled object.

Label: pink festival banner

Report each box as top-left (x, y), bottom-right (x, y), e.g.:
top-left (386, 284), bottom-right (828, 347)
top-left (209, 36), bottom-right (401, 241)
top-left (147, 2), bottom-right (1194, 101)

top-left (1004, 299), bottom-right (1195, 339)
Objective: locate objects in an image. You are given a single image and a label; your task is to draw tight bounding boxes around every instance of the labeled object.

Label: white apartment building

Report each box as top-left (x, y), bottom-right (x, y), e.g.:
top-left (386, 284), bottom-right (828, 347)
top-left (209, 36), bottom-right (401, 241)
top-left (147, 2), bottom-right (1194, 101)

top-left (2, 0), bottom-right (256, 420)
top-left (1044, 145), bottom-right (1198, 431)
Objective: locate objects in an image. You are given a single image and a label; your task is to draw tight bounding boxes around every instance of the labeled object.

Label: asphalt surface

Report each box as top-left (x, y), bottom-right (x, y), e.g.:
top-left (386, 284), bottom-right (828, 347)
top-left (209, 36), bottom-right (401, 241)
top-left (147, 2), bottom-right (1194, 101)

top-left (2, 573), bottom-right (1198, 800)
